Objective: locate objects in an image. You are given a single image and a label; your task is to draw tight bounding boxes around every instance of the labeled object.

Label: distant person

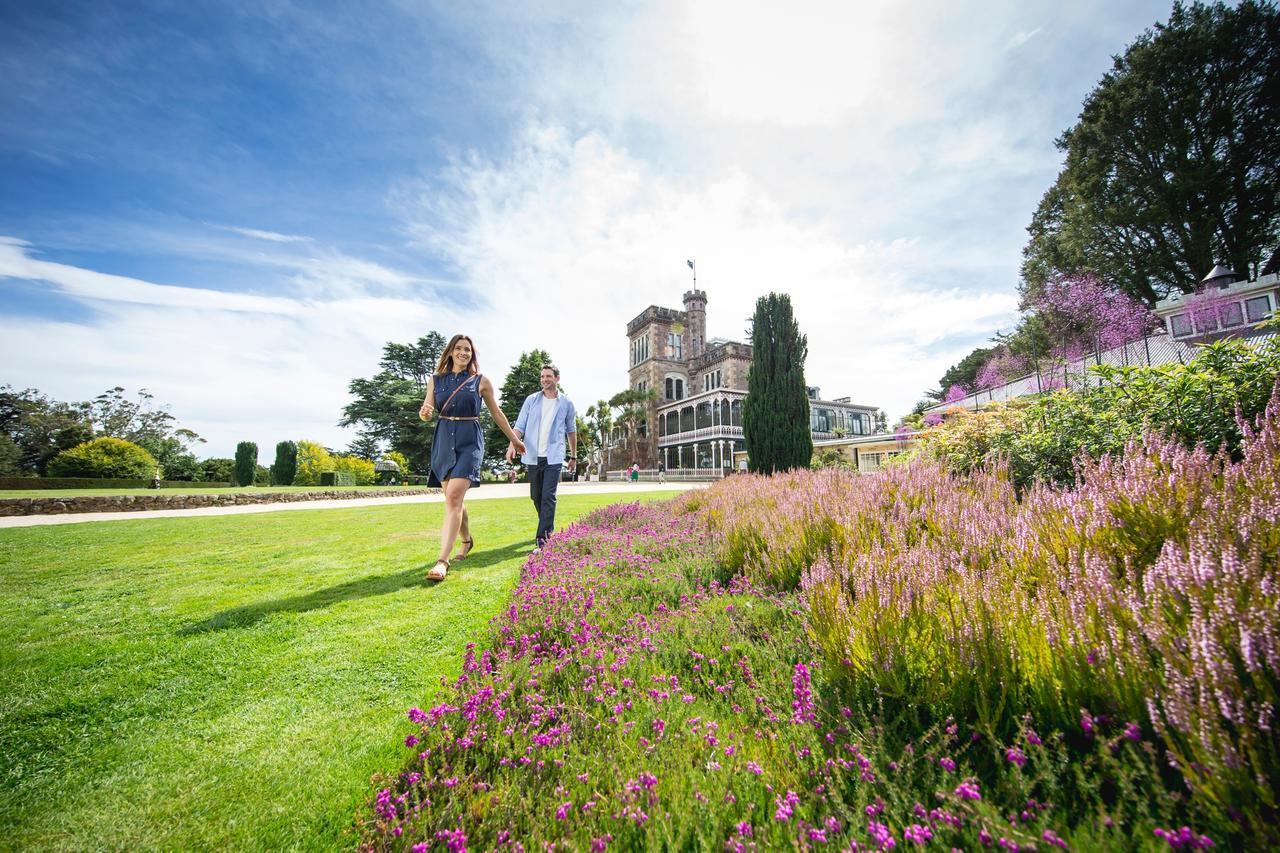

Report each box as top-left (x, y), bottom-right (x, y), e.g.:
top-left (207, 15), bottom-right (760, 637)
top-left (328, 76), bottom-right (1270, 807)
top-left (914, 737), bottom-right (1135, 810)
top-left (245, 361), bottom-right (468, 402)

top-left (506, 364), bottom-right (577, 549)
top-left (419, 334), bottom-right (525, 581)
top-left (630, 463), bottom-right (640, 483)
top-left (657, 459), bottom-right (665, 484)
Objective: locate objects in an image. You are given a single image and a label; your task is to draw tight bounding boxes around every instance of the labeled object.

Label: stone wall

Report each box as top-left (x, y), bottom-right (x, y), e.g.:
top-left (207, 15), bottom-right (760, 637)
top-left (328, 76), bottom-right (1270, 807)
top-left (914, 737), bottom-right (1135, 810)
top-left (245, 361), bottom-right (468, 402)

top-left (0, 487), bottom-right (441, 517)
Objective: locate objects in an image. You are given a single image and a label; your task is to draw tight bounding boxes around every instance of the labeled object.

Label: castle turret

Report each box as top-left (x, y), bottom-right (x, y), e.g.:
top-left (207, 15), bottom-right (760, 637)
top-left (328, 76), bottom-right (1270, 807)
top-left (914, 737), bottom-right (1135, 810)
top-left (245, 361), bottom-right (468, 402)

top-left (683, 289), bottom-right (707, 359)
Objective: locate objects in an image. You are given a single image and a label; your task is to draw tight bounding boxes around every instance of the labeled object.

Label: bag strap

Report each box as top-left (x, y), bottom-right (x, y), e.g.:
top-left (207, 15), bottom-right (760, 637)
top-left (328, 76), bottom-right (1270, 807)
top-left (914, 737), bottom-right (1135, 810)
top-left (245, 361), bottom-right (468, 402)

top-left (438, 373), bottom-right (480, 417)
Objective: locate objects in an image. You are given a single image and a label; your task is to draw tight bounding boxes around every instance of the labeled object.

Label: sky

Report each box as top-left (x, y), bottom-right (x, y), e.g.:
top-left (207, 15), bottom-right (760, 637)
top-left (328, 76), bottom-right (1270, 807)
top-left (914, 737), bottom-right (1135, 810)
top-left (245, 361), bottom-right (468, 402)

top-left (1, 0), bottom-right (1180, 458)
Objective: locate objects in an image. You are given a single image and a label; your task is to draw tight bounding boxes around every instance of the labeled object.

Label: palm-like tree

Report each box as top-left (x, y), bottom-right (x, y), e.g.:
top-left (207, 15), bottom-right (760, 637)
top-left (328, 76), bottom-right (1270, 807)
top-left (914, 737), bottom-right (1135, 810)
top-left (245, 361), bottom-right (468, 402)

top-left (608, 388), bottom-right (658, 466)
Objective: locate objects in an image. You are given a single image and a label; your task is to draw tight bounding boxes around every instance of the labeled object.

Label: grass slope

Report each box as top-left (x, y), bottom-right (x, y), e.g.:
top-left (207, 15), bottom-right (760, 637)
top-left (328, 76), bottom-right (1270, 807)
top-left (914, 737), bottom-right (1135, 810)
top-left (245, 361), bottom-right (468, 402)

top-left (0, 492), bottom-right (667, 851)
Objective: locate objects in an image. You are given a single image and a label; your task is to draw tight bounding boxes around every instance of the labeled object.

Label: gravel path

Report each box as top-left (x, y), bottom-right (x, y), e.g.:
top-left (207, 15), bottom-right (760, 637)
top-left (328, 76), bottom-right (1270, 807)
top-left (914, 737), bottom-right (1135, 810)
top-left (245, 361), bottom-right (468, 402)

top-left (0, 481), bottom-right (705, 528)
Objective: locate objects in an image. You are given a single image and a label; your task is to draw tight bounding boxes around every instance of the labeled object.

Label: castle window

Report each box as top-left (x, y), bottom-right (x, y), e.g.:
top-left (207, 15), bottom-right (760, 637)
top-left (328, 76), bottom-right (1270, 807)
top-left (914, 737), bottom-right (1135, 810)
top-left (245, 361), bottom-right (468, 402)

top-left (668, 332), bottom-right (683, 360)
top-left (702, 369), bottom-right (722, 392)
top-left (665, 376), bottom-right (685, 401)
top-left (1246, 295), bottom-right (1273, 323)
top-left (631, 335), bottom-right (650, 366)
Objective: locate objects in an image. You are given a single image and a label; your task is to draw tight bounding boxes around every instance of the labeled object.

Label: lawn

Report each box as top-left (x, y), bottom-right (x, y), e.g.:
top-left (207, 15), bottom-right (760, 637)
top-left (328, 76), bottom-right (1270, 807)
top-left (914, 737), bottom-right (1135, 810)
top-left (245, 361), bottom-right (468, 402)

top-left (0, 492), bottom-right (671, 851)
top-left (0, 484), bottom-right (431, 499)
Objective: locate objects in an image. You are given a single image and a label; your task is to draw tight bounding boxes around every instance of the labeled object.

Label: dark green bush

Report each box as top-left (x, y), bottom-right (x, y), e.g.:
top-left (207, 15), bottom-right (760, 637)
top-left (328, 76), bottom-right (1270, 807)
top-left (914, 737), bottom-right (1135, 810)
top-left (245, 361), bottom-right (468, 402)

top-left (271, 440), bottom-right (297, 486)
top-left (47, 437), bottom-right (158, 479)
top-left (233, 442), bottom-right (257, 487)
top-left (200, 457), bottom-right (235, 483)
top-left (319, 471), bottom-right (356, 486)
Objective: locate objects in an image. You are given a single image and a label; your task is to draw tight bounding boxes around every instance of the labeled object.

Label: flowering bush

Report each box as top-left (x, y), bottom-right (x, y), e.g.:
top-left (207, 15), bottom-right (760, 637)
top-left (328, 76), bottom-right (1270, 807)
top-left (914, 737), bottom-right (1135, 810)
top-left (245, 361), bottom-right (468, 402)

top-left (358, 390), bottom-right (1280, 849)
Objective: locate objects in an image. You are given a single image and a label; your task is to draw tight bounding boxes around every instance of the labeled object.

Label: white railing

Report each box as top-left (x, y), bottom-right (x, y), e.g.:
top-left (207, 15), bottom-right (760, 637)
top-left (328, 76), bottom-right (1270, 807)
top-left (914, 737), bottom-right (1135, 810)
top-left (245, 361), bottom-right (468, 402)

top-left (657, 425), bottom-right (743, 446)
top-left (923, 331), bottom-right (1276, 414)
top-left (606, 468), bottom-right (728, 482)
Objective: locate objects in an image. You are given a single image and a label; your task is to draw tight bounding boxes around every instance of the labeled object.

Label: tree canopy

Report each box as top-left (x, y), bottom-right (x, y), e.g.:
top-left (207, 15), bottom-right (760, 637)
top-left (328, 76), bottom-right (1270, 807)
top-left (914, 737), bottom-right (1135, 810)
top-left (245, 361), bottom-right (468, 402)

top-left (340, 333), bottom-right (446, 467)
top-left (742, 293), bottom-right (812, 474)
top-left (486, 349), bottom-right (553, 468)
top-left (1021, 0), bottom-right (1280, 304)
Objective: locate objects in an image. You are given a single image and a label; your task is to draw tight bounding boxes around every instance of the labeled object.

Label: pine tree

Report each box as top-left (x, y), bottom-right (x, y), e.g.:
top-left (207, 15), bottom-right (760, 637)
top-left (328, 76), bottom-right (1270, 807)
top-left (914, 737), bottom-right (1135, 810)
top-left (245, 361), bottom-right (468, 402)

top-left (271, 440), bottom-right (298, 486)
top-left (742, 293), bottom-right (812, 474)
top-left (486, 349), bottom-right (553, 466)
top-left (233, 441), bottom-right (258, 487)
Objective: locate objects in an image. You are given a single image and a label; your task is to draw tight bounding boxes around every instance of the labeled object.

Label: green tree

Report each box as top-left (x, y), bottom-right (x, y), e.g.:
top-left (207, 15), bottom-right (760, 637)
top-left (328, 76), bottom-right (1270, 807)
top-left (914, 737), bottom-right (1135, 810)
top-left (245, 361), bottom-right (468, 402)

top-left (582, 400), bottom-right (614, 472)
top-left (271, 440), bottom-right (298, 486)
top-left (233, 441), bottom-right (258, 487)
top-left (0, 434), bottom-right (22, 476)
top-left (345, 434), bottom-right (381, 461)
top-left (485, 349), bottom-right (553, 467)
top-left (1021, 1), bottom-right (1280, 303)
top-left (0, 386), bottom-right (93, 475)
top-left (200, 457), bottom-right (235, 483)
top-left (340, 333), bottom-right (446, 469)
top-left (742, 293), bottom-right (812, 474)
top-left (48, 437), bottom-right (158, 479)
top-left (935, 346), bottom-right (996, 399)
top-left (294, 440), bottom-right (334, 486)
top-left (89, 387), bottom-right (205, 478)
top-left (608, 388), bottom-right (657, 467)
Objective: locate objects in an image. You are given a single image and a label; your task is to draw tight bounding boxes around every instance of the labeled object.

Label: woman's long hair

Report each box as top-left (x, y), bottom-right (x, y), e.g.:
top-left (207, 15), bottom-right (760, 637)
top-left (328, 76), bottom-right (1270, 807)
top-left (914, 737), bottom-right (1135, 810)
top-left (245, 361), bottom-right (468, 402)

top-left (435, 334), bottom-right (479, 375)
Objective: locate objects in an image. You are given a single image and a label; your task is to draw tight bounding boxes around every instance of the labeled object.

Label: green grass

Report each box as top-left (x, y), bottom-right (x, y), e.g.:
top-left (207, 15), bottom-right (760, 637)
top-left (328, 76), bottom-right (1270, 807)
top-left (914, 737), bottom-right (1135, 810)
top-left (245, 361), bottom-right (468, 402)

top-left (0, 492), bottom-right (670, 851)
top-left (0, 484), bottom-right (430, 499)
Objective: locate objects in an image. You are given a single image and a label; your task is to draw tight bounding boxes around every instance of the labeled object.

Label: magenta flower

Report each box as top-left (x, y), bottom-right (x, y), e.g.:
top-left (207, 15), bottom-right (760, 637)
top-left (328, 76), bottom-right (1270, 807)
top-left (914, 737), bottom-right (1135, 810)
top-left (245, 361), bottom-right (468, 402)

top-left (954, 780), bottom-right (981, 800)
top-left (904, 824), bottom-right (932, 845)
top-left (1005, 747), bottom-right (1026, 768)
top-left (938, 757), bottom-right (956, 772)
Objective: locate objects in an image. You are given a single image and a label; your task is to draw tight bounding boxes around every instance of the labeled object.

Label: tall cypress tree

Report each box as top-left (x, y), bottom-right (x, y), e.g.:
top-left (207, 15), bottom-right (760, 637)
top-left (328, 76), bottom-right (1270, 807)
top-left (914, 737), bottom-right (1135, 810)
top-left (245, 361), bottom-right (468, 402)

top-left (742, 293), bottom-right (811, 474)
top-left (233, 441), bottom-right (258, 487)
top-left (271, 440), bottom-right (297, 486)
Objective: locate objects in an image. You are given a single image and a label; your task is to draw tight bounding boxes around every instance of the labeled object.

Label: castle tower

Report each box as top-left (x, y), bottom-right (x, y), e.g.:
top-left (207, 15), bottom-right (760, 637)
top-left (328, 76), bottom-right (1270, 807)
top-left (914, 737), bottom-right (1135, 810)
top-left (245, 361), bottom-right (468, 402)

top-left (683, 289), bottom-right (707, 359)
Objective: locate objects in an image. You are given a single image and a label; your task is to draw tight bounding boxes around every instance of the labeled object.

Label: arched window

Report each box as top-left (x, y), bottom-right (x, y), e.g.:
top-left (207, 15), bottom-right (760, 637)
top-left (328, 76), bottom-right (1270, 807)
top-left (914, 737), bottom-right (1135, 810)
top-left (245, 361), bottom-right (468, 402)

top-left (730, 399), bottom-right (742, 427)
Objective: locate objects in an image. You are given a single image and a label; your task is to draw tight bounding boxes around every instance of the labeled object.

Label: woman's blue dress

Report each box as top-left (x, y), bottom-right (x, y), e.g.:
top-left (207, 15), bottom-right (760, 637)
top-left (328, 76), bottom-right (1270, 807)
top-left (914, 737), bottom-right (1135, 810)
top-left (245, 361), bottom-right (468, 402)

top-left (429, 371), bottom-right (484, 487)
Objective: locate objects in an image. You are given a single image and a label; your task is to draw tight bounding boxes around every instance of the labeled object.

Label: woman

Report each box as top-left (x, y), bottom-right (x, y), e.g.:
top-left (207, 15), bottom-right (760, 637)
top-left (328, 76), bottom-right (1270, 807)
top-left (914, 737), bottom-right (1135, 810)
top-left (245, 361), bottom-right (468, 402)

top-left (418, 334), bottom-right (525, 581)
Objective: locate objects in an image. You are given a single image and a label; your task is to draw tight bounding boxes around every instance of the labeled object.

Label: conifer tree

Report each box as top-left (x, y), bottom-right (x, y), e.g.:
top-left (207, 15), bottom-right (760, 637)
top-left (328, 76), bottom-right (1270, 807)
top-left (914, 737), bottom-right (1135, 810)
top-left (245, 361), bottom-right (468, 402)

top-left (233, 441), bottom-right (258, 487)
top-left (742, 293), bottom-right (812, 474)
top-left (271, 440), bottom-right (297, 486)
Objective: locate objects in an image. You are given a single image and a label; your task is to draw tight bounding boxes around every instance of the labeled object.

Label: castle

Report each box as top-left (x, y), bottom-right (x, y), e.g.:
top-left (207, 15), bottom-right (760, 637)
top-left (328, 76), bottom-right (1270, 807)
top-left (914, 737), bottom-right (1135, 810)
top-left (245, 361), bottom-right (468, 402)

top-left (623, 289), bottom-right (879, 470)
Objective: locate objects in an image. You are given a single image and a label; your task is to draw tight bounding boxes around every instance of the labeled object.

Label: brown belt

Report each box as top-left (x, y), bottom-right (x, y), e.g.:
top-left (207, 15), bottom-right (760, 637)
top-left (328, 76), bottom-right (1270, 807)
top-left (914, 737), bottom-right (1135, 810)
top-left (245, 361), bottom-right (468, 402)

top-left (440, 416), bottom-right (479, 421)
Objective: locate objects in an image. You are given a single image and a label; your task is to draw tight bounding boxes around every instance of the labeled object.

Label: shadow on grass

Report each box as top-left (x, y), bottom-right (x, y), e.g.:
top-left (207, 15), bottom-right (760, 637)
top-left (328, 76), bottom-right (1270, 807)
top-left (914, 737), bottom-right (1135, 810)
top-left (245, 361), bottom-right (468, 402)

top-left (179, 540), bottom-right (534, 635)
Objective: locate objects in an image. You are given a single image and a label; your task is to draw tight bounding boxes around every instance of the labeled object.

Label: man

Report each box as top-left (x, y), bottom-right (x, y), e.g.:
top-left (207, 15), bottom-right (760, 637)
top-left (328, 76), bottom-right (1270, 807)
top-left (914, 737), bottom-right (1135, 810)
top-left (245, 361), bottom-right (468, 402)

top-left (506, 364), bottom-right (577, 549)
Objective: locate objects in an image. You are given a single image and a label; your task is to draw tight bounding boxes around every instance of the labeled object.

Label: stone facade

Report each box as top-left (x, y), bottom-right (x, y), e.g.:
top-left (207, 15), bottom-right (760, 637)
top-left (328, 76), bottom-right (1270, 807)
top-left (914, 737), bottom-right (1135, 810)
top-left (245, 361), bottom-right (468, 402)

top-left (622, 289), bottom-right (880, 470)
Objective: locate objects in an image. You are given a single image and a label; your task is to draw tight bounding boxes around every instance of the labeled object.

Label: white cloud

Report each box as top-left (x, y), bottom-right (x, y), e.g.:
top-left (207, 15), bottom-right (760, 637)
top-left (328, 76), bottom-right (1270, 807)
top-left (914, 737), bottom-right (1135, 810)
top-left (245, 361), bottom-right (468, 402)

top-left (400, 124), bottom-right (1020, 420)
top-left (218, 225), bottom-right (314, 243)
top-left (0, 238), bottom-right (468, 456)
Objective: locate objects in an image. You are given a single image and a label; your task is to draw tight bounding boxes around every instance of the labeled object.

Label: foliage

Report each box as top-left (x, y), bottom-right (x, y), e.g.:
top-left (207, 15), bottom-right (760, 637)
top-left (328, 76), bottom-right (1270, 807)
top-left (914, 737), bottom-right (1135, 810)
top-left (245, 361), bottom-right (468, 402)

top-left (382, 450), bottom-right (412, 475)
top-left (743, 292), bottom-right (812, 473)
top-left (688, 398), bottom-right (1280, 846)
top-left (200, 457), bottom-right (235, 483)
top-left (346, 433), bottom-right (382, 461)
top-left (341, 334), bottom-right (446, 465)
top-left (581, 400), bottom-right (614, 472)
top-left (270, 441), bottom-right (298, 486)
top-left (332, 455), bottom-right (376, 486)
top-left (811, 448), bottom-right (853, 471)
top-left (0, 385), bottom-right (93, 475)
top-left (294, 440), bottom-right (335, 487)
top-left (607, 388), bottom-right (657, 467)
top-left (924, 333), bottom-right (1280, 488)
top-left (361, 428), bottom-right (1279, 848)
top-left (0, 434), bottom-right (24, 476)
top-left (1021, 0), bottom-right (1280, 303)
top-left (233, 442), bottom-right (258, 487)
top-left (90, 386), bottom-right (205, 478)
top-left (487, 349), bottom-right (553, 467)
top-left (47, 437), bottom-right (158, 479)
top-left (935, 346), bottom-right (995, 400)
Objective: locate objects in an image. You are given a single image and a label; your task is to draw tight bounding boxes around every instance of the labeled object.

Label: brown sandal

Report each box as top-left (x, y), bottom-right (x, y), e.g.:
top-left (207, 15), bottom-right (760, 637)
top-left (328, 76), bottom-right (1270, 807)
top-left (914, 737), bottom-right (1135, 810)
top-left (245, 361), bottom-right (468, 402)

top-left (427, 559), bottom-right (449, 581)
top-left (455, 536), bottom-right (475, 560)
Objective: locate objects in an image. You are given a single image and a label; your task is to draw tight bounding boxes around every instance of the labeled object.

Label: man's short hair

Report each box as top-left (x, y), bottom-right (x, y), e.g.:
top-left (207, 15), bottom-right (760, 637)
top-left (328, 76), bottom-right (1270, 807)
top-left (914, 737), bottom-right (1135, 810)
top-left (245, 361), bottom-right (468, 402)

top-left (541, 363), bottom-right (560, 377)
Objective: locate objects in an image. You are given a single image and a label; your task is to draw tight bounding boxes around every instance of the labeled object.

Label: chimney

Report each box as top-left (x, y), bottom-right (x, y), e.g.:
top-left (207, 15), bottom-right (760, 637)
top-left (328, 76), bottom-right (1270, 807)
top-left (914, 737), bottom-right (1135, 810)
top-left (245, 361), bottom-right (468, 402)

top-left (683, 289), bottom-right (707, 358)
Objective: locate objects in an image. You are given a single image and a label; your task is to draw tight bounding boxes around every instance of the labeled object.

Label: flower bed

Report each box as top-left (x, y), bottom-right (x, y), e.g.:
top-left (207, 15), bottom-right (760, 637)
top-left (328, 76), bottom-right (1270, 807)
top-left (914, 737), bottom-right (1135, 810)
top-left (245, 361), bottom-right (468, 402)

top-left (357, 395), bottom-right (1280, 850)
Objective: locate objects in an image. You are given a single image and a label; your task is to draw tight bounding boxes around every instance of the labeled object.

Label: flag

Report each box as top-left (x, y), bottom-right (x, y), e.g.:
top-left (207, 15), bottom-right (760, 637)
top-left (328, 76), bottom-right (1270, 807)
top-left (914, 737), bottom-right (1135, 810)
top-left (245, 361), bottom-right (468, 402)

top-left (686, 259), bottom-right (695, 270)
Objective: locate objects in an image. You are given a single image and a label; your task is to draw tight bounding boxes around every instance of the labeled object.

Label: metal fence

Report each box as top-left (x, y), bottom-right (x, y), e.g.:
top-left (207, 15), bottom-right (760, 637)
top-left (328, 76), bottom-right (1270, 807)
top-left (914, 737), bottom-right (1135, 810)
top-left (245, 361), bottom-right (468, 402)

top-left (924, 331), bottom-right (1276, 414)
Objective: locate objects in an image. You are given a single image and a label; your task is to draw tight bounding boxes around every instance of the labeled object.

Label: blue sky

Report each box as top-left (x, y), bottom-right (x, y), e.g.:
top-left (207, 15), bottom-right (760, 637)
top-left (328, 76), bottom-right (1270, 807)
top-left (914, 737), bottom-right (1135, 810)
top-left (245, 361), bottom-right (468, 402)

top-left (2, 0), bottom-right (1178, 456)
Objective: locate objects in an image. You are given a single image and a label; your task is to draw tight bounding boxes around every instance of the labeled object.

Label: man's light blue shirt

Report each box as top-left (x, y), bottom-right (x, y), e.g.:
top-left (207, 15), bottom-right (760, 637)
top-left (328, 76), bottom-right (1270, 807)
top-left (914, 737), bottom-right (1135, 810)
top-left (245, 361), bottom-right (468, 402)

top-left (514, 392), bottom-right (576, 465)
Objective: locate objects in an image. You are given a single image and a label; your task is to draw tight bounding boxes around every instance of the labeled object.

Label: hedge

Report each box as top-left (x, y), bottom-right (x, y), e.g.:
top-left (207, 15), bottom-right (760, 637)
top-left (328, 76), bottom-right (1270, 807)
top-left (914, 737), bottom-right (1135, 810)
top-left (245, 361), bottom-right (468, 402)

top-left (0, 478), bottom-right (233, 490)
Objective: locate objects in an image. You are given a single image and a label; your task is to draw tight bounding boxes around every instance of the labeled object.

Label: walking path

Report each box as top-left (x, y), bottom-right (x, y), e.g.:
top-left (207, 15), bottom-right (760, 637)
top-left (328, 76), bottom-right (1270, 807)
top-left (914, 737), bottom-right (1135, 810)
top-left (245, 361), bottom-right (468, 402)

top-left (0, 481), bottom-right (704, 528)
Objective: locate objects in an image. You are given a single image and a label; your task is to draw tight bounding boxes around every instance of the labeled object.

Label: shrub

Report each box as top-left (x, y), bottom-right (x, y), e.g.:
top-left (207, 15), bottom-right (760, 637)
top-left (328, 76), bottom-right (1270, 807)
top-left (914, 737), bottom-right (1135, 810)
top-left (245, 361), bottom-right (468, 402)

top-left (293, 440), bottom-right (333, 486)
top-left (271, 440), bottom-right (298, 486)
top-left (233, 442), bottom-right (258, 487)
top-left (254, 464), bottom-right (271, 486)
top-left (332, 454), bottom-right (375, 485)
top-left (921, 333), bottom-right (1280, 489)
top-left (201, 457), bottom-right (235, 483)
top-left (47, 437), bottom-right (158, 479)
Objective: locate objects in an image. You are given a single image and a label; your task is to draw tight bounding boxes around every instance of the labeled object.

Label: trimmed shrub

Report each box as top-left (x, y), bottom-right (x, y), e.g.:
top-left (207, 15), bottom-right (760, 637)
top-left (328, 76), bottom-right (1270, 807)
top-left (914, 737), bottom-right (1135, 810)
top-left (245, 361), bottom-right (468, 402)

top-left (47, 437), bottom-right (158, 479)
top-left (319, 472), bottom-right (356, 486)
top-left (233, 442), bottom-right (258, 487)
top-left (271, 440), bottom-right (298, 486)
top-left (332, 454), bottom-right (375, 485)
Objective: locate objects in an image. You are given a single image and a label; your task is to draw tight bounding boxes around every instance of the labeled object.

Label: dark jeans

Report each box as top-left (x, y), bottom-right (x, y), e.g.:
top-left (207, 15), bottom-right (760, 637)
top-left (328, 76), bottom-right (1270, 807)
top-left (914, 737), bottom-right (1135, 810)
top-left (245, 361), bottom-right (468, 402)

top-left (530, 457), bottom-right (562, 546)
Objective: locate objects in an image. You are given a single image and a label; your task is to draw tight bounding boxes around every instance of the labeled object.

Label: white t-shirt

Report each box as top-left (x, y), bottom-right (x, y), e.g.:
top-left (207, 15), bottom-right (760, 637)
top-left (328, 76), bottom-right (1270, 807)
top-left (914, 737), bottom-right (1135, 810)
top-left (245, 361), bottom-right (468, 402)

top-left (536, 394), bottom-right (556, 457)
